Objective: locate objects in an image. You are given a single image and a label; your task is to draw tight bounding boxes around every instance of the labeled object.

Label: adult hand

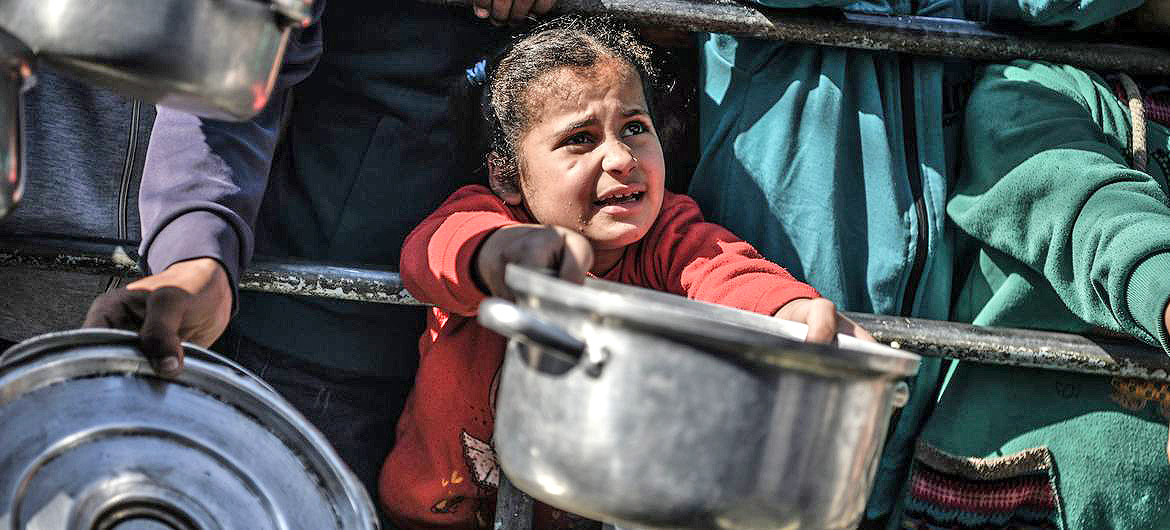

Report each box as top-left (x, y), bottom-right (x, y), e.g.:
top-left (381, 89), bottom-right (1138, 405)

top-left (472, 0), bottom-right (556, 25)
top-left (774, 297), bottom-right (875, 344)
top-left (475, 224), bottom-right (593, 300)
top-left (84, 258), bottom-right (233, 378)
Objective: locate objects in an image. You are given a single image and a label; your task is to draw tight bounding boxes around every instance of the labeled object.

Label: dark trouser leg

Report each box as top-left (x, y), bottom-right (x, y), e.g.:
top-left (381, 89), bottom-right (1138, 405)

top-left (212, 326), bottom-right (413, 529)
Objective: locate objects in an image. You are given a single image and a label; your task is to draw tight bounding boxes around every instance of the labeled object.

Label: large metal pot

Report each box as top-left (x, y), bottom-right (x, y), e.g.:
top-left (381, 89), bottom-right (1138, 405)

top-left (479, 266), bottom-right (920, 530)
top-left (0, 329), bottom-right (378, 530)
top-left (0, 0), bottom-right (313, 121)
top-left (0, 27), bottom-right (32, 220)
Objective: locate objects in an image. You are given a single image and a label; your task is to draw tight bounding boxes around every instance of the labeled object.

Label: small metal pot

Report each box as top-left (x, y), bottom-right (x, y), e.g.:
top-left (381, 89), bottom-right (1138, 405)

top-left (0, 0), bottom-right (313, 121)
top-left (0, 329), bottom-right (378, 530)
top-left (0, 27), bottom-right (32, 220)
top-left (479, 266), bottom-right (919, 530)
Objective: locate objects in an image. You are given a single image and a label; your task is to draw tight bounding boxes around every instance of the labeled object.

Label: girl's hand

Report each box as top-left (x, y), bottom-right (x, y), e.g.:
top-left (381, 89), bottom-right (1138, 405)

top-left (472, 0), bottom-right (556, 25)
top-left (1164, 302), bottom-right (1169, 348)
top-left (474, 223), bottom-right (593, 300)
top-left (774, 298), bottom-right (875, 344)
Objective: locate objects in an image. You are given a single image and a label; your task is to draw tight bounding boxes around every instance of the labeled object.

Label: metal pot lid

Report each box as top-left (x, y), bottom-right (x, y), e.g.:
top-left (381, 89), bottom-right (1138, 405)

top-left (504, 265), bottom-right (920, 378)
top-left (0, 329), bottom-right (378, 530)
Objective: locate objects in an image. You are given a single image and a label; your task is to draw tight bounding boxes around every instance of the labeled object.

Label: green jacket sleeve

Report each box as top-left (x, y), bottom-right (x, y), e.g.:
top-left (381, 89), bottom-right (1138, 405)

top-left (950, 61), bottom-right (1170, 351)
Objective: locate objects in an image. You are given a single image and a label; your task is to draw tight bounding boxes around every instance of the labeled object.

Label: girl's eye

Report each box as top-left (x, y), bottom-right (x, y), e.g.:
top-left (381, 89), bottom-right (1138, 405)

top-left (564, 132), bottom-right (595, 145)
top-left (621, 121), bottom-right (648, 137)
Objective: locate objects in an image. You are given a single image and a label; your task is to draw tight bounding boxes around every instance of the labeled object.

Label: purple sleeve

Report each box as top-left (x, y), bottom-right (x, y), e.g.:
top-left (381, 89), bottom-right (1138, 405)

top-left (137, 2), bottom-right (325, 300)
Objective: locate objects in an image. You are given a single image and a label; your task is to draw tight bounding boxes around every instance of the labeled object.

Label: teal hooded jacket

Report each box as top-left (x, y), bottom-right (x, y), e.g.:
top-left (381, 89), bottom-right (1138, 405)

top-left (687, 0), bottom-right (1143, 521)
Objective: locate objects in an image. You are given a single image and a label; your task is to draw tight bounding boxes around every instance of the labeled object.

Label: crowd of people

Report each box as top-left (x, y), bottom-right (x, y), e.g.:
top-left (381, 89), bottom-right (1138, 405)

top-left (2, 0), bottom-right (1170, 529)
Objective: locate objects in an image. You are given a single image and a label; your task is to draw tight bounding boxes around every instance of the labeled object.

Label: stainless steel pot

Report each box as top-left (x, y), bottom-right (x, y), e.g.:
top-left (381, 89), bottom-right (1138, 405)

top-left (479, 266), bottom-right (920, 530)
top-left (0, 329), bottom-right (378, 530)
top-left (0, 27), bottom-right (32, 220)
top-left (0, 0), bottom-right (313, 121)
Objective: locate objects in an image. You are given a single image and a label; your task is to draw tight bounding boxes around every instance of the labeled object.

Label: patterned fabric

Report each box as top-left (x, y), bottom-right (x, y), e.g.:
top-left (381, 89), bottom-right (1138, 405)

top-left (902, 442), bottom-right (1063, 530)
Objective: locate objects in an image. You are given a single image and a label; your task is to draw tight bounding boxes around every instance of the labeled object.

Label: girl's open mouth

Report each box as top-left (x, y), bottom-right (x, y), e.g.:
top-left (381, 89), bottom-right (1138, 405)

top-left (593, 191), bottom-right (644, 207)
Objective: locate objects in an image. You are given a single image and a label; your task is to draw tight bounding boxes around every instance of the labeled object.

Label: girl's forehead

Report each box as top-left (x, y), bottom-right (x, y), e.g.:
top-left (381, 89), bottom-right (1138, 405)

top-left (525, 60), bottom-right (646, 116)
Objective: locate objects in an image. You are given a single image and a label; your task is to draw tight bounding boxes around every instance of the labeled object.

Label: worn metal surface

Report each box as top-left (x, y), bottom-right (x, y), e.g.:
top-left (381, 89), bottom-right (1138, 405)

top-left (493, 476), bottom-right (534, 530)
top-left (0, 329), bottom-right (378, 530)
top-left (846, 312), bottom-right (1170, 381)
top-left (0, 235), bottom-right (419, 305)
top-left (242, 260), bottom-right (417, 305)
top-left (0, 0), bottom-right (304, 120)
top-left (422, 0), bottom-right (1170, 75)
top-left (4, 235), bottom-right (1170, 381)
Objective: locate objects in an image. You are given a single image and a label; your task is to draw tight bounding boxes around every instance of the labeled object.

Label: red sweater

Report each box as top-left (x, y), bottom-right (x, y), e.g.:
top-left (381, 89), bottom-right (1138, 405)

top-left (380, 185), bottom-right (819, 529)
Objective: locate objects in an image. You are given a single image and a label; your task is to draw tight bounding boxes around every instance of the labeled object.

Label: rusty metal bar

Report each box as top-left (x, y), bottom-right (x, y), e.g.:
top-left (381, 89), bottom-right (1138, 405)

top-left (845, 313), bottom-right (1170, 382)
top-left (494, 475), bottom-right (534, 530)
top-left (420, 0), bottom-right (1170, 75)
top-left (3, 235), bottom-right (1169, 381)
top-left (0, 235), bottom-right (419, 305)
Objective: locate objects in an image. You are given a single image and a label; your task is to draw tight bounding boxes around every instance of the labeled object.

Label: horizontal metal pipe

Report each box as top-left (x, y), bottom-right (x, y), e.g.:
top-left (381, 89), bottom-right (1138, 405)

top-left (0, 235), bottom-right (418, 305)
top-left (3, 235), bottom-right (1169, 380)
top-left (420, 0), bottom-right (1170, 75)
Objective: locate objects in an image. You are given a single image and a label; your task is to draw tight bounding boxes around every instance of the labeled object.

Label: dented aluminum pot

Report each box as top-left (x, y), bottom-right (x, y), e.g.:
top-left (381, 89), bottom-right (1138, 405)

top-left (0, 27), bottom-right (32, 220)
top-left (0, 329), bottom-right (378, 530)
top-left (479, 266), bottom-right (920, 530)
top-left (0, 0), bottom-right (313, 121)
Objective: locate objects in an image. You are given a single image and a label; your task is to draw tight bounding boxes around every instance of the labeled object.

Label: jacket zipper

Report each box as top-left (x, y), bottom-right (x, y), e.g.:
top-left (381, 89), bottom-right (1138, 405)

top-left (874, 57), bottom-right (934, 500)
top-left (104, 99), bottom-right (142, 293)
top-left (898, 56), bottom-right (929, 317)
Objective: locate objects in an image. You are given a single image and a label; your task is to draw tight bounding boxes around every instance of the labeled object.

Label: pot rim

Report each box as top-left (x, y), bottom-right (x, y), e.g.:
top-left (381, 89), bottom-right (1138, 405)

top-left (504, 265), bottom-right (921, 377)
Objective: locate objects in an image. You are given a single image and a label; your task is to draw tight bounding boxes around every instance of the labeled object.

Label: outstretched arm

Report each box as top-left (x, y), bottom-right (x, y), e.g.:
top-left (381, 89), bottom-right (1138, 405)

top-left (400, 185), bottom-right (593, 315)
top-left (84, 2), bottom-right (326, 376)
top-left (645, 194), bottom-right (872, 343)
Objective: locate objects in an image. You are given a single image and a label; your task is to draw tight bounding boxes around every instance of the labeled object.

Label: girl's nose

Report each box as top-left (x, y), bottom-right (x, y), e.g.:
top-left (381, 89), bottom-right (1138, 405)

top-left (601, 140), bottom-right (638, 179)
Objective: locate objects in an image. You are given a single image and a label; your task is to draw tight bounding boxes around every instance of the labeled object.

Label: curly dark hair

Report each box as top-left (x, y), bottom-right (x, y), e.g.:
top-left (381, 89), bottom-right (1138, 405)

top-left (483, 15), bottom-right (660, 195)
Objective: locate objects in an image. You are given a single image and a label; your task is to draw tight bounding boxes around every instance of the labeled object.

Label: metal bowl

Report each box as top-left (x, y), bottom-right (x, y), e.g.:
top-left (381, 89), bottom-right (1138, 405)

top-left (479, 266), bottom-right (919, 529)
top-left (0, 27), bottom-right (32, 220)
top-left (0, 329), bottom-right (378, 530)
top-left (0, 0), bottom-right (312, 121)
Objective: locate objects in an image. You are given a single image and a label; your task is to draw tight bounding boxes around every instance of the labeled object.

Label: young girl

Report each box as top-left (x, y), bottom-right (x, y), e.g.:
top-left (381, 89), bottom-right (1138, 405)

top-left (380, 17), bottom-right (871, 529)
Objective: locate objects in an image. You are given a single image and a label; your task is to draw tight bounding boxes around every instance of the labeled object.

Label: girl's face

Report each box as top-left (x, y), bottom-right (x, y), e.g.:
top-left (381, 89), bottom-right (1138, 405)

top-left (503, 59), bottom-right (666, 272)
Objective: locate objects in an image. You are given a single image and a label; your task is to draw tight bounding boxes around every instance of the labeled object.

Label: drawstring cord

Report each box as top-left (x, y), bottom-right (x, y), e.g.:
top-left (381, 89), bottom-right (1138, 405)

top-left (1119, 73), bottom-right (1148, 172)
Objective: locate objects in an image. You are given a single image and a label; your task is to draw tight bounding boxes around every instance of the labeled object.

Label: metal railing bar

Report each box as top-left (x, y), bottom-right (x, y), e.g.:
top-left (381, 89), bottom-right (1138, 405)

top-left (3, 234), bottom-right (1168, 381)
top-left (419, 0), bottom-right (1170, 75)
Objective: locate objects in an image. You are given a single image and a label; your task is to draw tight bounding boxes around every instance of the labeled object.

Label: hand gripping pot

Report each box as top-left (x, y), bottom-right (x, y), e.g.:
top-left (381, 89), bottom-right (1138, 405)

top-left (478, 266), bottom-right (920, 530)
top-left (0, 329), bottom-right (378, 530)
top-left (0, 0), bottom-right (314, 121)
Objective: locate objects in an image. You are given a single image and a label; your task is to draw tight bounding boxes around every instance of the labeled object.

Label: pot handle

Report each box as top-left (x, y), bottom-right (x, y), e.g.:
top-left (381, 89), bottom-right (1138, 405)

top-left (891, 381), bottom-right (910, 408)
top-left (478, 298), bottom-right (586, 360)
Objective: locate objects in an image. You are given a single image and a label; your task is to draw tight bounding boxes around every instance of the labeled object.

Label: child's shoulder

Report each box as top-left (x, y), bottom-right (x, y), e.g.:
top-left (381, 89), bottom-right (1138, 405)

top-left (438, 184), bottom-right (509, 210)
top-left (654, 191), bottom-right (704, 222)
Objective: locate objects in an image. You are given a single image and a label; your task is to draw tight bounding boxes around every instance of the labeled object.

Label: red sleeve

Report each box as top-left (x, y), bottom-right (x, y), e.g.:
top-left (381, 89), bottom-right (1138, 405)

top-left (399, 185), bottom-right (521, 315)
top-left (637, 193), bottom-right (820, 316)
